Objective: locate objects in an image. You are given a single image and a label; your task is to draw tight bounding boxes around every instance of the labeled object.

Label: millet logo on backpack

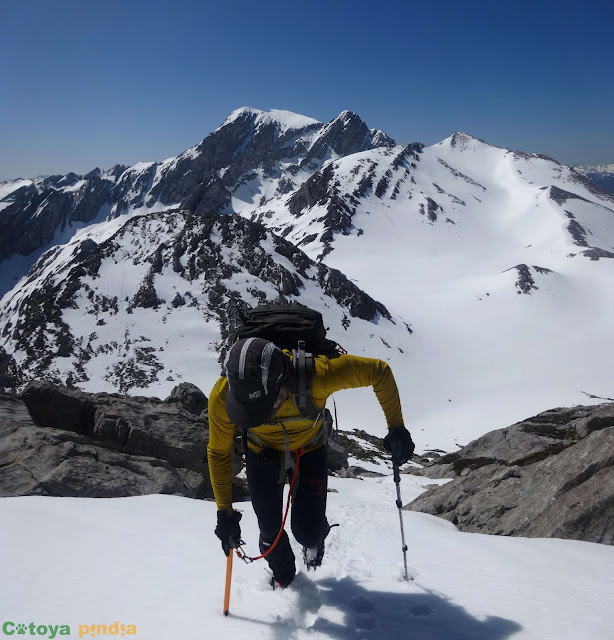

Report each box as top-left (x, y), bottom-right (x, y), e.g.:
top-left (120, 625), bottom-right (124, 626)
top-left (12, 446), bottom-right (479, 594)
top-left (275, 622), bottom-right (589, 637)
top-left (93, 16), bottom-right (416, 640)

top-left (248, 390), bottom-right (262, 400)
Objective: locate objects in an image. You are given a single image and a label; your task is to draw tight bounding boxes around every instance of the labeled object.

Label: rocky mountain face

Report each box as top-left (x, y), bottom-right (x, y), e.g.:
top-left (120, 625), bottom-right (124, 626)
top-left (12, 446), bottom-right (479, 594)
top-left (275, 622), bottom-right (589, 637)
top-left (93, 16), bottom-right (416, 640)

top-left (407, 402), bottom-right (614, 545)
top-left (0, 208), bottom-right (399, 392)
top-left (0, 108), bottom-right (393, 264)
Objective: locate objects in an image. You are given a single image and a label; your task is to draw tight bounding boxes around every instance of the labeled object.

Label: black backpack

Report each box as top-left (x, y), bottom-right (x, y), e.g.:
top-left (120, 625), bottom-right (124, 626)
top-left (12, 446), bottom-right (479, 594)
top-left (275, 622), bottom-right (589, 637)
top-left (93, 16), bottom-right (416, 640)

top-left (227, 301), bottom-right (345, 435)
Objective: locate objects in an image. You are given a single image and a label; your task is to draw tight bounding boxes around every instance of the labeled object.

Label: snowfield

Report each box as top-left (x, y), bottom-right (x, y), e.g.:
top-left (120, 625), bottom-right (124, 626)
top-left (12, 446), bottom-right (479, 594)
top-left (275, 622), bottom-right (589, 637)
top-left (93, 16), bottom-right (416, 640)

top-left (2, 476), bottom-right (614, 639)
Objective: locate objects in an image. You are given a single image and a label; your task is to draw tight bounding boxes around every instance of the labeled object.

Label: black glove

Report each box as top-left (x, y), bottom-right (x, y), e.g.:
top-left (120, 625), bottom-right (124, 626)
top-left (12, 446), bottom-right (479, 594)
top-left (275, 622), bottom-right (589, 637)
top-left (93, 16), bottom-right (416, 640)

top-left (215, 510), bottom-right (242, 556)
top-left (384, 426), bottom-right (415, 466)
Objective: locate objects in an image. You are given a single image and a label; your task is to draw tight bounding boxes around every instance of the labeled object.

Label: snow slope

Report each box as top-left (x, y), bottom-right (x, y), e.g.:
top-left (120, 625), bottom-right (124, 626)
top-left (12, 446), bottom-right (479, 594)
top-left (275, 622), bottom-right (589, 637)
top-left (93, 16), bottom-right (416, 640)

top-left (252, 134), bottom-right (614, 450)
top-left (2, 478), bottom-right (614, 639)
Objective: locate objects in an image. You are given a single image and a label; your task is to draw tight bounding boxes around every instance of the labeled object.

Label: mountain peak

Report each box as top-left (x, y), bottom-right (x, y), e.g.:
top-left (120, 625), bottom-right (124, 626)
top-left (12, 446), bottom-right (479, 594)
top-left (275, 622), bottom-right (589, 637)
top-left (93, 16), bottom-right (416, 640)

top-left (336, 109), bottom-right (361, 122)
top-left (443, 132), bottom-right (488, 149)
top-left (219, 107), bottom-right (321, 135)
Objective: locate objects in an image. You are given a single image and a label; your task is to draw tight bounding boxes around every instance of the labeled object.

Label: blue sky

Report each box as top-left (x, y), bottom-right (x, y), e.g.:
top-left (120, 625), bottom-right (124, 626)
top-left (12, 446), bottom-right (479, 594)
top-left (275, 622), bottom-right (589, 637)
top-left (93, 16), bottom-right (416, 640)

top-left (1, 0), bottom-right (613, 181)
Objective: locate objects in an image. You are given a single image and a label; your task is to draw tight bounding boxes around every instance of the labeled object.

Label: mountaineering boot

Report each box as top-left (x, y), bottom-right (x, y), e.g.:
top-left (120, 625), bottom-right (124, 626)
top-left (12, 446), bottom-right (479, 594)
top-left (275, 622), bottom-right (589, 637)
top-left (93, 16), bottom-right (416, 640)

top-left (302, 521), bottom-right (337, 570)
top-left (260, 532), bottom-right (295, 588)
top-left (303, 541), bottom-right (325, 570)
top-left (269, 575), bottom-right (289, 590)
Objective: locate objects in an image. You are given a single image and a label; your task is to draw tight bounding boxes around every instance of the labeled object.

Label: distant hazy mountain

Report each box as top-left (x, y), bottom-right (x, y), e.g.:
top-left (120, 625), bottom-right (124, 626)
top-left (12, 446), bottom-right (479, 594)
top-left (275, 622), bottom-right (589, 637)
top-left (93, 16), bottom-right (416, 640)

top-left (573, 164), bottom-right (614, 194)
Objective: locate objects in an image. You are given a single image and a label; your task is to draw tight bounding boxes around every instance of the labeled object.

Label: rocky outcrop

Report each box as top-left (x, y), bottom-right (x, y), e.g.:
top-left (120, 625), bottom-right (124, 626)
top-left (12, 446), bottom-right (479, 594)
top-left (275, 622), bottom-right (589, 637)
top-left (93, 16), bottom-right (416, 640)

top-left (0, 169), bottom-right (126, 262)
top-left (164, 382), bottom-right (208, 417)
top-left (407, 403), bottom-right (614, 545)
top-left (0, 381), bottom-right (222, 499)
top-left (505, 264), bottom-right (553, 294)
top-left (0, 380), bottom-right (357, 499)
top-left (0, 347), bottom-right (21, 388)
top-left (0, 400), bottom-right (204, 499)
top-left (299, 111), bottom-right (393, 169)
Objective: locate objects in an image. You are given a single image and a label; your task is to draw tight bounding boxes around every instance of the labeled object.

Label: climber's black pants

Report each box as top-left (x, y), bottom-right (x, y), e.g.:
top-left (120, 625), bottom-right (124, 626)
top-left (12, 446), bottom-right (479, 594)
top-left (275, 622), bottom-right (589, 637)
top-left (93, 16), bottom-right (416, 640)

top-left (245, 444), bottom-right (329, 549)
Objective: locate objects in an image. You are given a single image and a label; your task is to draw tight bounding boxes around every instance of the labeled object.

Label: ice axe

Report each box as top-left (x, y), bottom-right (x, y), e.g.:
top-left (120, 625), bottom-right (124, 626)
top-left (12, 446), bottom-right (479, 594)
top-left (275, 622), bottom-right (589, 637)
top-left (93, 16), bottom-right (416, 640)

top-left (223, 550), bottom-right (233, 616)
top-left (393, 462), bottom-right (412, 581)
top-left (223, 534), bottom-right (243, 616)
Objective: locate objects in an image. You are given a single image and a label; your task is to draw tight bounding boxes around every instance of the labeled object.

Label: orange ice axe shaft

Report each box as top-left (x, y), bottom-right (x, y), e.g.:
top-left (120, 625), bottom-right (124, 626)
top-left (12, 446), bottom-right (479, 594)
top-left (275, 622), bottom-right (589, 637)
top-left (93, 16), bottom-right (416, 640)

top-left (223, 551), bottom-right (233, 616)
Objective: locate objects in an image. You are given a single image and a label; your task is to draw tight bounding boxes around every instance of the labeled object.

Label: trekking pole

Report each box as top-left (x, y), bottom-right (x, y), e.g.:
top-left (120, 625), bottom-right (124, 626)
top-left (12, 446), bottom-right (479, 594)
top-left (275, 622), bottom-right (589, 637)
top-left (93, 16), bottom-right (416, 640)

top-left (393, 463), bottom-right (412, 581)
top-left (223, 550), bottom-right (233, 616)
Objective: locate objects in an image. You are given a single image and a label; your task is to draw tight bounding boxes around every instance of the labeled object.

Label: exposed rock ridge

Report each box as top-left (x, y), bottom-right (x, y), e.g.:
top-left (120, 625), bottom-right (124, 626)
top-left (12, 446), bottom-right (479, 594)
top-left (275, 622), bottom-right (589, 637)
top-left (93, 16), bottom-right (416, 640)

top-left (407, 403), bottom-right (614, 545)
top-left (0, 209), bottom-right (394, 392)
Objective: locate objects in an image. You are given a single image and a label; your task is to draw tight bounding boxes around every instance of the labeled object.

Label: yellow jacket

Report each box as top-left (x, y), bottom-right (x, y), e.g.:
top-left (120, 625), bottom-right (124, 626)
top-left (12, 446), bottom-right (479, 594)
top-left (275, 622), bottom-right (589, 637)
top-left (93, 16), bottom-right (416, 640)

top-left (207, 353), bottom-right (404, 511)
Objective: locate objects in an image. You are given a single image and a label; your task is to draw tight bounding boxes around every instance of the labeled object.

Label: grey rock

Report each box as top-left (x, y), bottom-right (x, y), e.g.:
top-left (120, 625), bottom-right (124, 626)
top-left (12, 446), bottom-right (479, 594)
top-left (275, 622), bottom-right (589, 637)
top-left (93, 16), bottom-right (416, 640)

top-left (567, 218), bottom-right (590, 247)
top-left (0, 392), bottom-right (207, 498)
top-left (547, 185), bottom-right (590, 206)
top-left (0, 347), bottom-right (21, 389)
top-left (333, 428), bottom-right (388, 467)
top-left (582, 247), bottom-right (614, 260)
top-left (315, 264), bottom-right (391, 321)
top-left (300, 111), bottom-right (392, 167)
top-left (21, 381), bottom-right (208, 473)
top-left (504, 264), bottom-right (554, 295)
top-left (337, 466), bottom-right (386, 479)
top-left (408, 403), bottom-right (614, 545)
top-left (165, 382), bottom-right (208, 416)
top-left (2, 381), bottom-right (354, 499)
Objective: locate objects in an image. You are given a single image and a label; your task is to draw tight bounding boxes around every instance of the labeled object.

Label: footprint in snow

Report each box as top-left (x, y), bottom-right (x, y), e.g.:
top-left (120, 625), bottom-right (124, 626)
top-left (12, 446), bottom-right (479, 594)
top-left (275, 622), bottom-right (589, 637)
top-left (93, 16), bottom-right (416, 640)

top-left (350, 594), bottom-right (378, 631)
top-left (410, 603), bottom-right (433, 616)
top-left (354, 614), bottom-right (378, 631)
top-left (350, 594), bottom-right (376, 613)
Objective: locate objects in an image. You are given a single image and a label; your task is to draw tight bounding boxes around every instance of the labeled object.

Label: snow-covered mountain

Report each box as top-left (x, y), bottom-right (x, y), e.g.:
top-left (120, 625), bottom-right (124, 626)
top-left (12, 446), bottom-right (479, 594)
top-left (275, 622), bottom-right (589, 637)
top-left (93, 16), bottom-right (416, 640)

top-left (573, 163), bottom-right (614, 194)
top-left (1, 108), bottom-right (614, 453)
top-left (0, 209), bottom-right (404, 393)
top-left (0, 108), bottom-right (393, 265)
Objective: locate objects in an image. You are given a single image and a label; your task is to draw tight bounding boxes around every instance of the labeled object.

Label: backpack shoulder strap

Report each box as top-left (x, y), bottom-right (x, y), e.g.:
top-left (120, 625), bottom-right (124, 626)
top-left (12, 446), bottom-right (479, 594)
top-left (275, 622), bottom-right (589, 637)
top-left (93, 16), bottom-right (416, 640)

top-left (292, 341), bottom-right (334, 448)
top-left (292, 340), bottom-right (320, 421)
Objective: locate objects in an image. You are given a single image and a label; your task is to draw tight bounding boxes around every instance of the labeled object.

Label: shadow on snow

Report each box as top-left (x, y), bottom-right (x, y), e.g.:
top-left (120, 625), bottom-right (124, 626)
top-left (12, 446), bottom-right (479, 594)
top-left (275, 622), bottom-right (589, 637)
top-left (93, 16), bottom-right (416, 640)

top-left (232, 574), bottom-right (523, 640)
